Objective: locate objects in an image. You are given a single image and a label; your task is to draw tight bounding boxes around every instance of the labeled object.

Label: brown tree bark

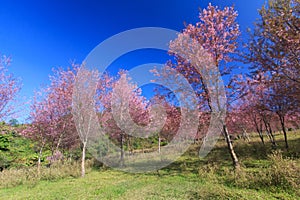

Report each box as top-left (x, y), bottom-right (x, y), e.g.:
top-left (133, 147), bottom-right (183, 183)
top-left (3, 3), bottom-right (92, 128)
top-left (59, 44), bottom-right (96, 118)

top-left (279, 115), bottom-right (288, 149)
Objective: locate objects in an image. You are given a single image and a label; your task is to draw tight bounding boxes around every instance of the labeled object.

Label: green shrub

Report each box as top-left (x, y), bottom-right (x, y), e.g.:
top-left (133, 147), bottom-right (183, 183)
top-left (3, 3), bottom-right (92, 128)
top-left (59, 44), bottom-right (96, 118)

top-left (0, 154), bottom-right (10, 169)
top-left (229, 150), bottom-right (300, 195)
top-left (0, 134), bottom-right (9, 151)
top-left (266, 150), bottom-right (300, 192)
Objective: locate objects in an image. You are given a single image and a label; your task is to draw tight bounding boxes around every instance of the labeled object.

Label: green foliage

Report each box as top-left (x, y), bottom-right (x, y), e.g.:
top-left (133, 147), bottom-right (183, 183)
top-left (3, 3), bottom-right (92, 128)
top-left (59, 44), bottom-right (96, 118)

top-left (0, 134), bottom-right (9, 151)
top-left (0, 154), bottom-right (10, 169)
top-left (0, 129), bottom-right (39, 169)
top-left (8, 119), bottom-right (19, 127)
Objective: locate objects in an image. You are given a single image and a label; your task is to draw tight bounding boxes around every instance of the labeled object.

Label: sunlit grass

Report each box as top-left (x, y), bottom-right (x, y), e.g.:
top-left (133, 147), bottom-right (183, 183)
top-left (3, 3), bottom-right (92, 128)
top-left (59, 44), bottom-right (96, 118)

top-left (0, 131), bottom-right (299, 199)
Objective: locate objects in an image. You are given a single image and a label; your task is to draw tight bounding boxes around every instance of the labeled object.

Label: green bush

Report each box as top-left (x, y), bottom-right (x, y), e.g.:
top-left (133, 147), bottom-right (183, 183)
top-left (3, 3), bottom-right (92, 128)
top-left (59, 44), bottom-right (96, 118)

top-left (0, 154), bottom-right (10, 169)
top-left (229, 150), bottom-right (300, 194)
top-left (0, 134), bottom-right (9, 151)
top-left (0, 131), bottom-right (41, 169)
top-left (266, 150), bottom-right (300, 191)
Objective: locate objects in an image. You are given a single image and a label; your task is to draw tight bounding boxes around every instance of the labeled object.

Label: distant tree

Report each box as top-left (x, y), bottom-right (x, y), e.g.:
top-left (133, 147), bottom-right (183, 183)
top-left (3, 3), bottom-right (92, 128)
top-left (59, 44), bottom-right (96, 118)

top-left (0, 55), bottom-right (21, 120)
top-left (149, 95), bottom-right (181, 153)
top-left (244, 0), bottom-right (300, 148)
top-left (8, 118), bottom-right (19, 127)
top-left (103, 73), bottom-right (150, 167)
top-left (266, 81), bottom-right (299, 148)
top-left (235, 77), bottom-right (273, 146)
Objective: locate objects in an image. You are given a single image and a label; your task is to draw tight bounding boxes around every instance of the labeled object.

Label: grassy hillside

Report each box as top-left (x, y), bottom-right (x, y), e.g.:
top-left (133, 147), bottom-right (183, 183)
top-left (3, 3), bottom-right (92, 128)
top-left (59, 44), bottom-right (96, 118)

top-left (0, 131), bottom-right (299, 200)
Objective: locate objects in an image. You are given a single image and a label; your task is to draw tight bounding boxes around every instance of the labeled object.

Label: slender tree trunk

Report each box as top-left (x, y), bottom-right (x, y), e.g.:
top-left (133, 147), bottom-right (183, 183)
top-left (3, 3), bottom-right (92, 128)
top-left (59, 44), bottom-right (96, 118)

top-left (257, 129), bottom-right (265, 145)
top-left (263, 117), bottom-right (276, 146)
top-left (158, 136), bottom-right (161, 154)
top-left (267, 122), bottom-right (276, 146)
top-left (55, 131), bottom-right (64, 152)
top-left (242, 128), bottom-right (250, 142)
top-left (254, 118), bottom-right (265, 145)
top-left (107, 135), bottom-right (110, 154)
top-left (127, 136), bottom-right (133, 155)
top-left (265, 130), bottom-right (273, 144)
top-left (37, 146), bottom-right (43, 176)
top-left (223, 125), bottom-right (239, 169)
top-left (258, 122), bottom-right (265, 145)
top-left (120, 133), bottom-right (125, 167)
top-left (200, 62), bottom-right (239, 169)
top-left (81, 142), bottom-right (86, 177)
top-left (279, 115), bottom-right (288, 149)
top-left (37, 140), bottom-right (46, 176)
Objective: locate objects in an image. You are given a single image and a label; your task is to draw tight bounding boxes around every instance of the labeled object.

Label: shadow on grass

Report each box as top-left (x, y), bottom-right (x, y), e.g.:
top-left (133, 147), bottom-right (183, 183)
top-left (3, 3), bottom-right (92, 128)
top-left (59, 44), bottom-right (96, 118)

top-left (95, 132), bottom-right (300, 179)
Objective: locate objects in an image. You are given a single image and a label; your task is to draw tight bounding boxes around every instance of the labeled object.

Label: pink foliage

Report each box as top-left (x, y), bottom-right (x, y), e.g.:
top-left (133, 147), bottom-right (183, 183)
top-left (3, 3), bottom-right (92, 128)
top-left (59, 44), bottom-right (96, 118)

top-left (0, 55), bottom-right (21, 120)
top-left (184, 3), bottom-right (240, 65)
top-left (23, 66), bottom-right (79, 153)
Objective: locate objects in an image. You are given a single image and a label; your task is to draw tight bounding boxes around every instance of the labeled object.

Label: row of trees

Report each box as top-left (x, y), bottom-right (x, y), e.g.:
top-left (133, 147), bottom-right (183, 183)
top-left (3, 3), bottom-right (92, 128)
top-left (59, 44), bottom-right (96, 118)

top-left (0, 0), bottom-right (299, 174)
top-left (153, 0), bottom-right (299, 168)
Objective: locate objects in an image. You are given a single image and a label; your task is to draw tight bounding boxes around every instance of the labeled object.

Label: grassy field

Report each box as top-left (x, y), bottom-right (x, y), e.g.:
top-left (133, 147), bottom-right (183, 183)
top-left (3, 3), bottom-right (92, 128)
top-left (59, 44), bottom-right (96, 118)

top-left (0, 132), bottom-right (299, 200)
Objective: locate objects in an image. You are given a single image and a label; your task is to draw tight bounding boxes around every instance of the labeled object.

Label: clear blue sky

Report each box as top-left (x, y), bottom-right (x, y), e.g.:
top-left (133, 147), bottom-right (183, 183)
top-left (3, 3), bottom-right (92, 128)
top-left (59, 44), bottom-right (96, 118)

top-left (0, 0), bottom-right (265, 122)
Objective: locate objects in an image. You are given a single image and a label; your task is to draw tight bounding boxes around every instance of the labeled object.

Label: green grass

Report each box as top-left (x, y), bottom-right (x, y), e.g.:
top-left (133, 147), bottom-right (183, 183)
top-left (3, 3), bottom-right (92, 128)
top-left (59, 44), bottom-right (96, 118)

top-left (0, 131), bottom-right (299, 200)
top-left (1, 170), bottom-right (297, 200)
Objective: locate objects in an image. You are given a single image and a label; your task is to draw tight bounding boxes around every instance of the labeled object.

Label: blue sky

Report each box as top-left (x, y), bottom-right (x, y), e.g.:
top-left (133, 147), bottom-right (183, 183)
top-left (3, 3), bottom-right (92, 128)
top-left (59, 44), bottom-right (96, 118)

top-left (0, 0), bottom-right (266, 122)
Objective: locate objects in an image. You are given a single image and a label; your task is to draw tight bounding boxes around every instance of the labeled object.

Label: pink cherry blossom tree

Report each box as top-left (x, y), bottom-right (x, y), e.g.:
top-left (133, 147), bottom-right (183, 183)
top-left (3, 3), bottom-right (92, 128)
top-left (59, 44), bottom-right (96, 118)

top-left (245, 0), bottom-right (300, 87)
top-left (47, 66), bottom-right (79, 152)
top-left (103, 72), bottom-right (151, 167)
top-left (243, 1), bottom-right (300, 147)
top-left (22, 94), bottom-right (49, 174)
top-left (150, 95), bottom-right (181, 153)
top-left (23, 66), bottom-right (80, 173)
top-left (72, 66), bottom-right (99, 177)
top-left (0, 55), bottom-right (21, 120)
top-left (154, 3), bottom-right (241, 168)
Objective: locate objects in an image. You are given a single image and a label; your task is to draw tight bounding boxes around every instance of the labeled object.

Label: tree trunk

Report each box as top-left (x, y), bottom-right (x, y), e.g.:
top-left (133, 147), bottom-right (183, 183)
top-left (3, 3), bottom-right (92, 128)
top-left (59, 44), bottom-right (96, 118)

top-left (258, 130), bottom-right (265, 145)
top-left (279, 115), bottom-right (288, 149)
top-left (55, 131), bottom-right (64, 152)
top-left (254, 118), bottom-right (265, 145)
top-left (37, 142), bottom-right (45, 176)
top-left (263, 117), bottom-right (276, 146)
top-left (158, 136), bottom-right (161, 154)
top-left (37, 147), bottom-right (43, 176)
top-left (267, 122), bottom-right (276, 146)
top-left (242, 128), bottom-right (250, 142)
top-left (81, 142), bottom-right (86, 177)
top-left (120, 134), bottom-right (125, 167)
top-left (223, 125), bottom-right (239, 169)
top-left (127, 135), bottom-right (133, 155)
